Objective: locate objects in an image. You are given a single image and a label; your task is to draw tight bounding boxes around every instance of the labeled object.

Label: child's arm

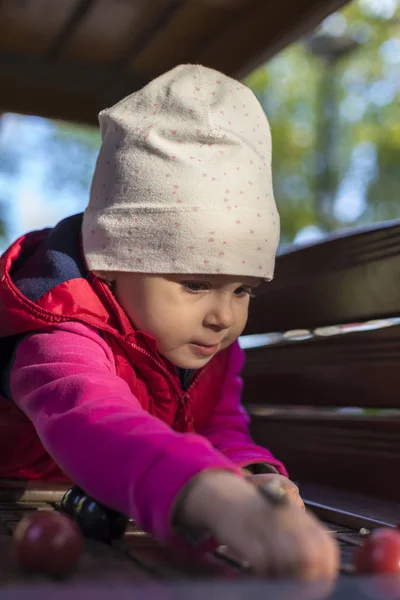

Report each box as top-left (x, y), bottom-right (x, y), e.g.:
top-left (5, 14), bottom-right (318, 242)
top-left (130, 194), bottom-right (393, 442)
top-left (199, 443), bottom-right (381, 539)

top-left (11, 322), bottom-right (338, 577)
top-left (199, 341), bottom-right (288, 476)
top-left (10, 321), bottom-right (243, 547)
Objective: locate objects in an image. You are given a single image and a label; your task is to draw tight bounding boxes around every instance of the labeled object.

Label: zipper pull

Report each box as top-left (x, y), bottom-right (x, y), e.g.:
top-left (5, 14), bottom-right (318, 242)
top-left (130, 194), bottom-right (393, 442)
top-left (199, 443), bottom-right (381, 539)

top-left (185, 414), bottom-right (194, 432)
top-left (182, 395), bottom-right (194, 432)
top-left (175, 393), bottom-right (194, 433)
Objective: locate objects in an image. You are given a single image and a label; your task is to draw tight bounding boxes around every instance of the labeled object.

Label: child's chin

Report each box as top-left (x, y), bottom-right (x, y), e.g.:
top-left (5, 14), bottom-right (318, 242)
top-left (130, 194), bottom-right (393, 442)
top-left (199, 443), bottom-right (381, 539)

top-left (169, 350), bottom-right (214, 370)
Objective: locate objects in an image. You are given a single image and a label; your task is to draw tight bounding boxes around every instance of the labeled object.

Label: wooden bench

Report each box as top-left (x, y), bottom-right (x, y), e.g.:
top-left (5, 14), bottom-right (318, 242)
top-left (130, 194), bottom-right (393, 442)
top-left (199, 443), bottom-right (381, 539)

top-left (242, 219), bottom-right (400, 501)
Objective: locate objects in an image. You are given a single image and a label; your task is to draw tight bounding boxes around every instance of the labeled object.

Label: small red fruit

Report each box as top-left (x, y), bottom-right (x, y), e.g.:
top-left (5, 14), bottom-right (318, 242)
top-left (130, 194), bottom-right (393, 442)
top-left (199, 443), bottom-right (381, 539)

top-left (13, 511), bottom-right (84, 578)
top-left (355, 528), bottom-right (400, 575)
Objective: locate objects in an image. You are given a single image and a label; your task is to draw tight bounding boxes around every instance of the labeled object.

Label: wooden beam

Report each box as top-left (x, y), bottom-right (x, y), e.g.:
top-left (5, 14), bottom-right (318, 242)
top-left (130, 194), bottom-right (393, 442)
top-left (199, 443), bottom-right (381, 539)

top-left (250, 414), bottom-right (400, 501)
top-left (0, 49), bottom-right (146, 124)
top-left (194, 0), bottom-right (352, 77)
top-left (242, 325), bottom-right (400, 408)
top-left (0, 1), bottom-right (352, 123)
top-left (47, 0), bottom-right (98, 58)
top-left (245, 220), bottom-right (400, 335)
top-left (115, 0), bottom-right (187, 70)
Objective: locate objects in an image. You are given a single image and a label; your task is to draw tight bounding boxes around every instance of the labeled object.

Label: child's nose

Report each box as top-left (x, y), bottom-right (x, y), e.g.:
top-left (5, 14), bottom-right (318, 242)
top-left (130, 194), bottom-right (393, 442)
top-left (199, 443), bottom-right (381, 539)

top-left (204, 301), bottom-right (235, 331)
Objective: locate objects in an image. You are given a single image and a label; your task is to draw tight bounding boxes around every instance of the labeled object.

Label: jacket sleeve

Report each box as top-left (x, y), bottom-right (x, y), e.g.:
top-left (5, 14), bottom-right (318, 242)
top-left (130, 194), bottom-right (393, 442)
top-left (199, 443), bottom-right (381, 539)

top-left (199, 341), bottom-right (288, 477)
top-left (10, 321), bottom-right (242, 547)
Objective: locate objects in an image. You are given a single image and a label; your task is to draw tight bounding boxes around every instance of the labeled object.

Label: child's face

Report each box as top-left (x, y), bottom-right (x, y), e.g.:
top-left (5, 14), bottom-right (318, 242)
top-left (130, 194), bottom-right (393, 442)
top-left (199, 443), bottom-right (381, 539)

top-left (112, 273), bottom-right (261, 369)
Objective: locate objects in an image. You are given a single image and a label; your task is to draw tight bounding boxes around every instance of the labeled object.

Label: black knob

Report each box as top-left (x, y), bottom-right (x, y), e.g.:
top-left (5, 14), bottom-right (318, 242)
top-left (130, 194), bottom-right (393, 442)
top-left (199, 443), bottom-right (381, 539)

top-left (60, 486), bottom-right (128, 543)
top-left (75, 496), bottom-right (128, 542)
top-left (60, 486), bottom-right (85, 517)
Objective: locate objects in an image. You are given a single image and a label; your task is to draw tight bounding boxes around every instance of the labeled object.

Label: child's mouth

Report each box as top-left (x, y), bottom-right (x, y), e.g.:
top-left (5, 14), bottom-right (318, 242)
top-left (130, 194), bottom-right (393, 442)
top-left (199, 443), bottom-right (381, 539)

top-left (189, 342), bottom-right (218, 357)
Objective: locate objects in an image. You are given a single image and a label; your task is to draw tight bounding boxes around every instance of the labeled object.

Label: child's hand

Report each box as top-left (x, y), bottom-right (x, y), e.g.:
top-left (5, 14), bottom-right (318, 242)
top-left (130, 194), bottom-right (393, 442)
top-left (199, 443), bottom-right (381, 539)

top-left (177, 471), bottom-right (339, 580)
top-left (245, 472), bottom-right (305, 511)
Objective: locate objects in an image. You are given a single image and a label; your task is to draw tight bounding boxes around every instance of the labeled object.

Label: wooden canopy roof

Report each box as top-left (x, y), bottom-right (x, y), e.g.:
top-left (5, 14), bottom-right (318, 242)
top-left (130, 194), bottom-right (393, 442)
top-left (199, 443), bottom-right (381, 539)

top-left (1, 0), bottom-right (350, 125)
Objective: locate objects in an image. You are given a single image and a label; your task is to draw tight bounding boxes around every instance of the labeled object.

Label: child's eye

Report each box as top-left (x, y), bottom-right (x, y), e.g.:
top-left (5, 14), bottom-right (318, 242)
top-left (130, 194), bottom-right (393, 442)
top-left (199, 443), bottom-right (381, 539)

top-left (235, 286), bottom-right (256, 298)
top-left (182, 281), bottom-right (209, 293)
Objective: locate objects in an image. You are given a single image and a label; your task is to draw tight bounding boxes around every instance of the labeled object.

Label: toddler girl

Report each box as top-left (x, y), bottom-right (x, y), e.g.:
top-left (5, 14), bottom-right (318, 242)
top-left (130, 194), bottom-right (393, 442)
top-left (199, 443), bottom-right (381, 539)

top-left (0, 64), bottom-right (338, 578)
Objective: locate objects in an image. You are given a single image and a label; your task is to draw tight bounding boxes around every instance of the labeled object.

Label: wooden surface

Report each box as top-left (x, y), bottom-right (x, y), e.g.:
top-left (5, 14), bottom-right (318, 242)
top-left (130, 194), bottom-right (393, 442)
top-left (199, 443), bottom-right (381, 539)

top-left (250, 413), bottom-right (400, 501)
top-left (241, 220), bottom-right (400, 500)
top-left (0, 480), bottom-right (242, 584)
top-left (1, 579), bottom-right (400, 600)
top-left (0, 0), bottom-right (350, 124)
top-left (1, 480), bottom-right (399, 599)
top-left (0, 480), bottom-right (69, 503)
top-left (242, 325), bottom-right (400, 408)
top-left (245, 220), bottom-right (400, 335)
top-left (301, 483), bottom-right (400, 529)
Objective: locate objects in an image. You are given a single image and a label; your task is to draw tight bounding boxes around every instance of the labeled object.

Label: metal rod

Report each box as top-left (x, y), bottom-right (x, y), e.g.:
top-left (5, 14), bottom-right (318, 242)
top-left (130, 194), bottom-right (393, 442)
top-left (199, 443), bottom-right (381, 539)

top-left (306, 500), bottom-right (396, 531)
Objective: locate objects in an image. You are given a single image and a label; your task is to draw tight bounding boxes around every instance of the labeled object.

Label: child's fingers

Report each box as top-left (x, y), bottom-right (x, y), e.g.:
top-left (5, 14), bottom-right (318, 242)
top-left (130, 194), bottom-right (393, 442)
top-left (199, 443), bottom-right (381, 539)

top-left (212, 497), bottom-right (339, 579)
top-left (247, 473), bottom-right (306, 510)
top-left (177, 471), bottom-right (338, 579)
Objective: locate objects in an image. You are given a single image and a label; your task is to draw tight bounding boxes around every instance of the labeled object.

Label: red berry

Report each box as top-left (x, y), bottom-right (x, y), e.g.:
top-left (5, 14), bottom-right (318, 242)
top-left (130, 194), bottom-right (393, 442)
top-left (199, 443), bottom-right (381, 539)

top-left (13, 511), bottom-right (84, 578)
top-left (355, 528), bottom-right (400, 575)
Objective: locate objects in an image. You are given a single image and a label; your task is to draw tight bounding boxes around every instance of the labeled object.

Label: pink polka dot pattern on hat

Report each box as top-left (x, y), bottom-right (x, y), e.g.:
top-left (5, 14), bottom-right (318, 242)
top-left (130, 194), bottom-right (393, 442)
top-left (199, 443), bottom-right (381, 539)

top-left (82, 64), bottom-right (280, 281)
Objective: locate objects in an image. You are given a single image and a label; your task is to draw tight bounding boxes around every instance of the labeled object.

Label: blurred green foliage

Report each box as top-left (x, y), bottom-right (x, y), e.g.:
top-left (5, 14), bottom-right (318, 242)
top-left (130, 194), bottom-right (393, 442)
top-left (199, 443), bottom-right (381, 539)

top-left (244, 0), bottom-right (400, 243)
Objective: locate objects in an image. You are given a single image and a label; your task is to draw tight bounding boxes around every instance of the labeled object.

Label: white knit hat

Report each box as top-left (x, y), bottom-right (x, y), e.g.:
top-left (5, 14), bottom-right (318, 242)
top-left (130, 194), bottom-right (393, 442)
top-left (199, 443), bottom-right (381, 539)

top-left (82, 64), bottom-right (280, 280)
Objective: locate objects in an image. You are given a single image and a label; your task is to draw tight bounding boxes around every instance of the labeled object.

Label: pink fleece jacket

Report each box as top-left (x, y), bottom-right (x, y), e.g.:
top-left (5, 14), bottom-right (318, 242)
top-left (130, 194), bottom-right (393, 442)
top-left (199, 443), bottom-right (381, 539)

top-left (10, 321), bottom-right (286, 547)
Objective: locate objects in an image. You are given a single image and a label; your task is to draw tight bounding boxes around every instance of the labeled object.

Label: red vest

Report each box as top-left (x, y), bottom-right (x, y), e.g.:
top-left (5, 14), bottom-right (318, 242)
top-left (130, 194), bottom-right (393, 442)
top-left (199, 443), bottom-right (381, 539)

top-left (0, 222), bottom-right (230, 481)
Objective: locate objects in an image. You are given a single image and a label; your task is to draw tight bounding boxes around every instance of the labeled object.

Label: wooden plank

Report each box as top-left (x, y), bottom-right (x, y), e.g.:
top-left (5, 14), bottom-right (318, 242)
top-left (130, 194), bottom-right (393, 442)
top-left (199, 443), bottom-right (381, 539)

top-left (302, 483), bottom-right (400, 529)
top-left (0, 480), bottom-right (70, 503)
top-left (0, 0), bottom-right (352, 124)
top-left (2, 577), bottom-right (400, 600)
top-left (63, 0), bottom-right (182, 64)
top-left (74, 538), bottom-right (150, 581)
top-left (0, 0), bottom-right (80, 54)
top-left (194, 0), bottom-right (351, 77)
top-left (124, 533), bottom-right (245, 579)
top-left (48, 0), bottom-right (98, 58)
top-left (245, 221), bottom-right (400, 335)
top-left (130, 1), bottom-right (242, 74)
top-left (0, 533), bottom-right (149, 583)
top-left (0, 49), bottom-right (145, 124)
top-left (242, 325), bottom-right (400, 408)
top-left (250, 414), bottom-right (400, 501)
